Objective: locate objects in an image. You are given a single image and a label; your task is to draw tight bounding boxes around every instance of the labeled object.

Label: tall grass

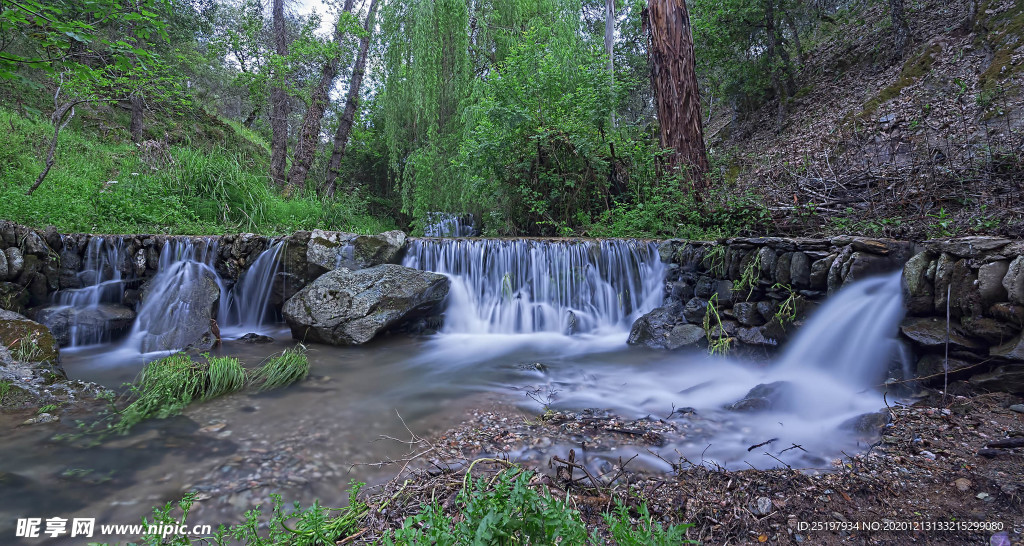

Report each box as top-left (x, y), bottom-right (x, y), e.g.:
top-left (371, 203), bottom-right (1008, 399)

top-left (0, 107), bottom-right (396, 235)
top-left (204, 355), bottom-right (247, 399)
top-left (252, 346), bottom-right (310, 391)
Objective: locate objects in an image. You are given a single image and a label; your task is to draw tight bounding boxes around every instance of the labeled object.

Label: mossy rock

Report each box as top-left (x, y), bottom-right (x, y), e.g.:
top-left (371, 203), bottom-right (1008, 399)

top-left (0, 309), bottom-right (59, 364)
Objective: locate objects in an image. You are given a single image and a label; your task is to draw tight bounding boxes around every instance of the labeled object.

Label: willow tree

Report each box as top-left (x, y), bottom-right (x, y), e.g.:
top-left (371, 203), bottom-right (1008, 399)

top-left (379, 0), bottom-right (472, 219)
top-left (647, 0), bottom-right (709, 191)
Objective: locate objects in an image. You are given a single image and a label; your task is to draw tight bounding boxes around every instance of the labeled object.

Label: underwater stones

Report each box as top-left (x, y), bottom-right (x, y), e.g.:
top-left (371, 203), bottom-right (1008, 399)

top-left (727, 381), bottom-right (797, 412)
top-left (283, 264), bottom-right (449, 345)
top-left (238, 333), bottom-right (274, 343)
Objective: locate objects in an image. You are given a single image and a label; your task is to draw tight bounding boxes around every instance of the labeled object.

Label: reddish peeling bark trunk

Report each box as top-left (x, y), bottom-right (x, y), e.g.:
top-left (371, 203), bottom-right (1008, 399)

top-left (324, 0), bottom-right (380, 198)
top-left (646, 0), bottom-right (709, 192)
top-left (270, 0), bottom-right (290, 190)
top-left (287, 0), bottom-right (356, 191)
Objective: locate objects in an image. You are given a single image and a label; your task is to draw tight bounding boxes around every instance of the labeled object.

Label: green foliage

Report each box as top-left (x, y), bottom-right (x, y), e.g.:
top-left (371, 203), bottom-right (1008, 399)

top-left (603, 500), bottom-right (697, 545)
top-left (0, 107), bottom-right (393, 235)
top-left (252, 346), bottom-right (310, 391)
top-left (37, 404), bottom-right (58, 414)
top-left (771, 283), bottom-right (798, 329)
top-left (703, 294), bottom-right (733, 356)
top-left (388, 469), bottom-right (589, 544)
top-left (204, 355), bottom-right (247, 400)
top-left (0, 380), bottom-right (12, 402)
top-left (111, 354), bottom-right (206, 435)
top-left (926, 207), bottom-right (957, 238)
top-left (734, 252), bottom-right (762, 298)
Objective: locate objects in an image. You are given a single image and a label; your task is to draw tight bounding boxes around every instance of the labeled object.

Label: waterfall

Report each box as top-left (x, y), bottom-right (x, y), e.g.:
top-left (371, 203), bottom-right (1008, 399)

top-left (124, 239), bottom-right (227, 353)
top-left (778, 271), bottom-right (907, 386)
top-left (39, 237), bottom-right (133, 347)
top-left (422, 213), bottom-right (476, 237)
top-left (219, 241), bottom-right (284, 335)
top-left (403, 239), bottom-right (665, 334)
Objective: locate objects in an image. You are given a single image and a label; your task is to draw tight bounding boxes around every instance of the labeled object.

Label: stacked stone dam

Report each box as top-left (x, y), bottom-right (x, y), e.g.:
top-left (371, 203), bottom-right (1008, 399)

top-left (0, 219), bottom-right (1021, 393)
top-left (639, 235), bottom-right (1024, 394)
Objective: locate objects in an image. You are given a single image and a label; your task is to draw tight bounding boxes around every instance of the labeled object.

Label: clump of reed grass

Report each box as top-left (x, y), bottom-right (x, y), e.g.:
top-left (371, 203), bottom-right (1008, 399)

top-left (203, 355), bottom-right (247, 399)
top-left (113, 354), bottom-right (205, 434)
top-left (252, 345), bottom-right (310, 391)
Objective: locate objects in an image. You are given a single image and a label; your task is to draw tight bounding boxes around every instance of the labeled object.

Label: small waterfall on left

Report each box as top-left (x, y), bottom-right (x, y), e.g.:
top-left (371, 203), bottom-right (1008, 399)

top-left (37, 237), bottom-right (135, 348)
top-left (123, 238), bottom-right (227, 354)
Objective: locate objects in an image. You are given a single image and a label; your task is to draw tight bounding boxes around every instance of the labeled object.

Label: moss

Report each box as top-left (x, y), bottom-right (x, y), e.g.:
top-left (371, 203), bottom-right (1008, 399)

top-left (859, 43), bottom-right (942, 119)
top-left (975, 0), bottom-right (1024, 90)
top-left (0, 317), bottom-right (58, 363)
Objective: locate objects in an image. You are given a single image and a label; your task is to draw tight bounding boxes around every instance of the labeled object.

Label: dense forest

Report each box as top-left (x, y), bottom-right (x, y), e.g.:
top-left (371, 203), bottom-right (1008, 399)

top-left (0, 0), bottom-right (1020, 237)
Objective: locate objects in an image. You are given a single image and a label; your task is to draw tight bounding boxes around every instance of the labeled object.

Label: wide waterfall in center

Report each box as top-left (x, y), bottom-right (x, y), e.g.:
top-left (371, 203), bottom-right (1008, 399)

top-left (403, 239), bottom-right (665, 335)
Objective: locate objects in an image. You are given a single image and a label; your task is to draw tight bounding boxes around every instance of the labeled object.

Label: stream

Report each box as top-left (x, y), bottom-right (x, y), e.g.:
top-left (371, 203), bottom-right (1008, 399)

top-left (0, 237), bottom-right (908, 539)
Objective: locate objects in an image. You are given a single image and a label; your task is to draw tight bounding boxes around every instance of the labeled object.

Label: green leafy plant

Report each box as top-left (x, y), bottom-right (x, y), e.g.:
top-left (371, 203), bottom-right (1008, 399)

top-left (10, 337), bottom-right (45, 362)
top-left (38, 404), bottom-right (58, 414)
top-left (0, 380), bottom-right (12, 402)
top-left (926, 207), bottom-right (957, 238)
top-left (703, 244), bottom-right (727, 277)
top-left (603, 500), bottom-right (697, 545)
top-left (734, 252), bottom-right (762, 299)
top-left (203, 355), bottom-right (247, 399)
top-left (252, 346), bottom-right (310, 391)
top-left (702, 294), bottom-right (733, 356)
top-left (772, 283), bottom-right (798, 329)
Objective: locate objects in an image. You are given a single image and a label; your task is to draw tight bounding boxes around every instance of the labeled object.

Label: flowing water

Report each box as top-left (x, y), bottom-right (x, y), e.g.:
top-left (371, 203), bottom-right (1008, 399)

top-left (0, 238), bottom-right (910, 540)
top-left (219, 241), bottom-right (284, 337)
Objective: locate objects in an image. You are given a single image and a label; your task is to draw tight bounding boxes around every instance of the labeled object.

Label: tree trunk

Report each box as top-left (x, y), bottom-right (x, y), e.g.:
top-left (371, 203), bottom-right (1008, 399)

top-left (605, 0), bottom-right (616, 127)
top-left (646, 0), bottom-right (709, 191)
top-left (287, 0), bottom-right (356, 192)
top-left (27, 101), bottom-right (79, 196)
top-left (325, 0), bottom-right (380, 198)
top-left (243, 103), bottom-right (261, 128)
top-left (889, 0), bottom-right (910, 56)
top-left (783, 9), bottom-right (804, 69)
top-left (270, 0), bottom-right (290, 190)
top-left (129, 94), bottom-right (144, 142)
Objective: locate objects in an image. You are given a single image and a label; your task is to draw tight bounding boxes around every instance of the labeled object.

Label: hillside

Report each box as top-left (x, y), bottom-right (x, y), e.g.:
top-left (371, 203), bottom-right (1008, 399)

top-left (709, 0), bottom-right (1024, 239)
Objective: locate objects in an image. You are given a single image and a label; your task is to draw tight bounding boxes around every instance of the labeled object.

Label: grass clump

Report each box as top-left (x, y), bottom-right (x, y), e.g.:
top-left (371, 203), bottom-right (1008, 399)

top-left (96, 347), bottom-right (307, 437)
top-left (252, 346), bottom-right (310, 392)
top-left (0, 380), bottom-right (11, 402)
top-left (112, 354), bottom-right (206, 435)
top-left (204, 355), bottom-right (247, 399)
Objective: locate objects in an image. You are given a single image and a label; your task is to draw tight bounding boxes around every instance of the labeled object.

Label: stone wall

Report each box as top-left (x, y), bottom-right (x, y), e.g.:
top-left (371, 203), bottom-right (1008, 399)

top-left (0, 221), bottom-right (275, 312)
top-left (632, 236), bottom-right (915, 351)
top-left (900, 237), bottom-right (1024, 393)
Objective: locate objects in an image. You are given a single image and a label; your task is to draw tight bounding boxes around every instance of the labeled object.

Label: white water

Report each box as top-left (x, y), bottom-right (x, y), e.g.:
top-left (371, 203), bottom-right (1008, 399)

top-left (122, 239), bottom-right (225, 354)
top-left (43, 237), bottom-right (131, 347)
top-left (405, 259), bottom-right (907, 469)
top-left (219, 241), bottom-right (284, 337)
top-left (403, 239), bottom-right (665, 335)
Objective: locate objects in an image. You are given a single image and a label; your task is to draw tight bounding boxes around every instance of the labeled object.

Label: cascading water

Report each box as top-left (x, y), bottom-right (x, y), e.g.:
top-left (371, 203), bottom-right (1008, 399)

top-left (219, 241), bottom-right (284, 336)
top-left (123, 238), bottom-right (227, 354)
top-left (402, 239), bottom-right (665, 335)
top-left (778, 272), bottom-right (907, 385)
top-left (38, 237), bottom-right (133, 347)
top-left (423, 213), bottom-right (476, 237)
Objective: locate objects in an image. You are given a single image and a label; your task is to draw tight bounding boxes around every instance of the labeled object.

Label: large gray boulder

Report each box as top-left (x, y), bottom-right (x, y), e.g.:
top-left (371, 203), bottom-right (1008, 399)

top-left (283, 264), bottom-right (449, 345)
top-left (137, 266), bottom-right (221, 353)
